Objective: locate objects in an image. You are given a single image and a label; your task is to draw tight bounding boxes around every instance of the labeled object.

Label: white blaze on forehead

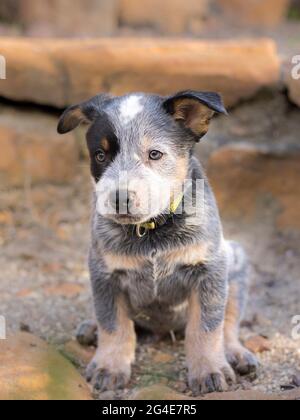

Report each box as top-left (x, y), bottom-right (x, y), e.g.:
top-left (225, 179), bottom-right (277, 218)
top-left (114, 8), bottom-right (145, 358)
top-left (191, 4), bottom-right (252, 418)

top-left (119, 95), bottom-right (144, 124)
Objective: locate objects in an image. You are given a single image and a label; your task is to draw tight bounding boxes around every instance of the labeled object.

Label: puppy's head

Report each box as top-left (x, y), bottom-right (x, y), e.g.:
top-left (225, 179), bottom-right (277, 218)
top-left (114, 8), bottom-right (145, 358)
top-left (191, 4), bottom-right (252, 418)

top-left (58, 91), bottom-right (226, 225)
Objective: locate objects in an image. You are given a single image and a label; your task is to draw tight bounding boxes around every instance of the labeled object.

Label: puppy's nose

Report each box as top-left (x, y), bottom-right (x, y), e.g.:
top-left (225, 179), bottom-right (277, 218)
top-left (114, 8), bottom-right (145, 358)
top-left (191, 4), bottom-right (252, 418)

top-left (110, 190), bottom-right (132, 214)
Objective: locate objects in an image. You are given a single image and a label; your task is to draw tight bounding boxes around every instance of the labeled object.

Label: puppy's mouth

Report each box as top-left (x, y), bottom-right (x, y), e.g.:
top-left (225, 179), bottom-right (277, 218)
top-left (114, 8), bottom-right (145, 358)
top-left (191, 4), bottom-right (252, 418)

top-left (97, 192), bottom-right (170, 226)
top-left (106, 214), bottom-right (151, 226)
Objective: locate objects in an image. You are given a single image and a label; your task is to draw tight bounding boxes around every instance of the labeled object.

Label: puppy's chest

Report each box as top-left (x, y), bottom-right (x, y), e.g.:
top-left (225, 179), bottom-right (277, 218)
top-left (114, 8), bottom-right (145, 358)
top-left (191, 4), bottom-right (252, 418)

top-left (103, 242), bottom-right (208, 307)
top-left (120, 255), bottom-right (182, 308)
top-left (105, 252), bottom-right (175, 292)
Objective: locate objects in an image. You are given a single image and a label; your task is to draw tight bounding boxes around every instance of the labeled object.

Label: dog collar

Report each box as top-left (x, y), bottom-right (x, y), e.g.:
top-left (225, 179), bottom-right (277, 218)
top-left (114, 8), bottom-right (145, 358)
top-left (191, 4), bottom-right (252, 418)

top-left (136, 193), bottom-right (184, 238)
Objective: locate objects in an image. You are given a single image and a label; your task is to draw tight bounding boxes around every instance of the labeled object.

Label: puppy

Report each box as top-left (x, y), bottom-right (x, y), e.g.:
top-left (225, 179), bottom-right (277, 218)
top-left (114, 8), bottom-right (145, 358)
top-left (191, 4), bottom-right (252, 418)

top-left (58, 91), bottom-right (258, 395)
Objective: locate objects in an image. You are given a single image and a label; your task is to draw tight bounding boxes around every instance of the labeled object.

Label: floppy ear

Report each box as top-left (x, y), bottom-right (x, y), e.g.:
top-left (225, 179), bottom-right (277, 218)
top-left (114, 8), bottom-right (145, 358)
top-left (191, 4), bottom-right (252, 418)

top-left (163, 91), bottom-right (227, 142)
top-left (57, 94), bottom-right (113, 134)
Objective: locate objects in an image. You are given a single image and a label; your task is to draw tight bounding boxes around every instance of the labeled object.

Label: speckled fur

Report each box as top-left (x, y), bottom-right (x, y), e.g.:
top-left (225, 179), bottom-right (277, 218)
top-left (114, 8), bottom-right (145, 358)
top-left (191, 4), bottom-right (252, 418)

top-left (58, 91), bottom-right (258, 394)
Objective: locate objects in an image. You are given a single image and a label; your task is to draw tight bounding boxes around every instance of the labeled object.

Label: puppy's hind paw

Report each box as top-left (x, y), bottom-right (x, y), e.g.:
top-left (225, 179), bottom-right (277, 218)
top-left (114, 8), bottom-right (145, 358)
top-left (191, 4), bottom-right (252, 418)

top-left (227, 346), bottom-right (259, 376)
top-left (76, 320), bottom-right (97, 347)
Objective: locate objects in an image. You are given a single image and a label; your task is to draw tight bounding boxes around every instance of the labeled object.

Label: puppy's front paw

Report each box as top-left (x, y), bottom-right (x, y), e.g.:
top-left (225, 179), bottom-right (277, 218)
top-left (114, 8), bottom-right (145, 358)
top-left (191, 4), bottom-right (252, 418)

top-left (226, 345), bottom-right (259, 376)
top-left (188, 363), bottom-right (236, 396)
top-left (86, 358), bottom-right (131, 392)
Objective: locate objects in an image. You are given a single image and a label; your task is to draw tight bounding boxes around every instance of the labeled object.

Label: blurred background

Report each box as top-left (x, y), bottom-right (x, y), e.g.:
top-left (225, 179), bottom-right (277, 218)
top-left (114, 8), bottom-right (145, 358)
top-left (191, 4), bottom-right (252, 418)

top-left (0, 0), bottom-right (300, 400)
top-left (0, 0), bottom-right (298, 40)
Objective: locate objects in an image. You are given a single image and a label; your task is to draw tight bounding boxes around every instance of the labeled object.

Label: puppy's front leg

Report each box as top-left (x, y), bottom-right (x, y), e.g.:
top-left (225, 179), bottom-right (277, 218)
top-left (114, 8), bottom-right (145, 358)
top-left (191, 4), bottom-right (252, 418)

top-left (86, 257), bottom-right (136, 392)
top-left (186, 266), bottom-right (235, 395)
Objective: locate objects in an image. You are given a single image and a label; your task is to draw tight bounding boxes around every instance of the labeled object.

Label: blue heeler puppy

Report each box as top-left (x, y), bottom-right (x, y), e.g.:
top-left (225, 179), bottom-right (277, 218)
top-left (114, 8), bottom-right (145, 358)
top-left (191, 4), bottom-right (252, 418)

top-left (58, 91), bottom-right (258, 395)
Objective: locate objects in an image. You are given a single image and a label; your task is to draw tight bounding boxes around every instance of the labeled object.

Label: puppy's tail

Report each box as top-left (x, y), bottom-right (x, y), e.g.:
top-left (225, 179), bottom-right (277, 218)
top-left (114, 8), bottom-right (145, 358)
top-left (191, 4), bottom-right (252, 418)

top-left (225, 240), bottom-right (250, 316)
top-left (226, 241), bottom-right (249, 277)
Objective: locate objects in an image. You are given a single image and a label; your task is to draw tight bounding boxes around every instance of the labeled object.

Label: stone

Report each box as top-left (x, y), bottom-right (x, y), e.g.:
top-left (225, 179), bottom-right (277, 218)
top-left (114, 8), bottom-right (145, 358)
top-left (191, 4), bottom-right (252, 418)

top-left (203, 389), bottom-right (300, 401)
top-left (0, 332), bottom-right (92, 400)
top-left (119, 0), bottom-right (209, 34)
top-left (207, 144), bottom-right (300, 230)
top-left (216, 0), bottom-right (290, 27)
top-left (0, 0), bottom-right (118, 36)
top-left (0, 211), bottom-right (13, 225)
top-left (0, 0), bottom-right (19, 23)
top-left (98, 391), bottom-right (117, 401)
top-left (130, 384), bottom-right (300, 401)
top-left (244, 336), bottom-right (272, 354)
top-left (130, 385), bottom-right (194, 400)
top-left (63, 340), bottom-right (95, 367)
top-left (152, 351), bottom-right (175, 364)
top-left (0, 107), bottom-right (79, 187)
top-left (0, 38), bottom-right (280, 109)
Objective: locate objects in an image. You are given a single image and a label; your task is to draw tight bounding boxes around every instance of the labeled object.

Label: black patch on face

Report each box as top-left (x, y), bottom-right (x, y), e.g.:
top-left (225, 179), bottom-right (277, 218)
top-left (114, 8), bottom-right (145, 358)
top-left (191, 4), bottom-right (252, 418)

top-left (86, 113), bottom-right (120, 182)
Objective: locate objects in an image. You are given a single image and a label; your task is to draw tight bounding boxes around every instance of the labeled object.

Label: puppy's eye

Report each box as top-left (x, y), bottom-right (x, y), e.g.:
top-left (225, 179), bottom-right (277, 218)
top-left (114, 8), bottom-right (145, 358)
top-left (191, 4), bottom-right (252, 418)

top-left (95, 149), bottom-right (106, 163)
top-left (149, 150), bottom-right (163, 161)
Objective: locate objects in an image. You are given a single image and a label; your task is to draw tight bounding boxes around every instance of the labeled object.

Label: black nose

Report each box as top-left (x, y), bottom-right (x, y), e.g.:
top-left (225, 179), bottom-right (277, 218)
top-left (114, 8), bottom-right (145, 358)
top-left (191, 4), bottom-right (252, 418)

top-left (110, 190), bottom-right (131, 214)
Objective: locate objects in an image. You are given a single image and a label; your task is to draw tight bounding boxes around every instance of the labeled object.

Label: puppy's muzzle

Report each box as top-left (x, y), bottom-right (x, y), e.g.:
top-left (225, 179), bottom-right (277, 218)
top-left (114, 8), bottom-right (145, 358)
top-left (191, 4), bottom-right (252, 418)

top-left (109, 190), bottom-right (137, 215)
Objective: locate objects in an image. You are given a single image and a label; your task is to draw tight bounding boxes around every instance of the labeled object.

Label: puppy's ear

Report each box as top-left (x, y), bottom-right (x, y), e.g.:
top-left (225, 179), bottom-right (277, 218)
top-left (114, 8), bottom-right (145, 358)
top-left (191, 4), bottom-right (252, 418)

top-left (163, 91), bottom-right (227, 142)
top-left (57, 94), bottom-right (112, 134)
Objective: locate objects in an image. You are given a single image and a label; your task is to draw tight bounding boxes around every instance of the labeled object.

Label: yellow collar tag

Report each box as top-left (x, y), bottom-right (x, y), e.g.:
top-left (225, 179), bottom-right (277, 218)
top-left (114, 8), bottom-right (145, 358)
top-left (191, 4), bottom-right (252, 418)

top-left (136, 193), bottom-right (184, 238)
